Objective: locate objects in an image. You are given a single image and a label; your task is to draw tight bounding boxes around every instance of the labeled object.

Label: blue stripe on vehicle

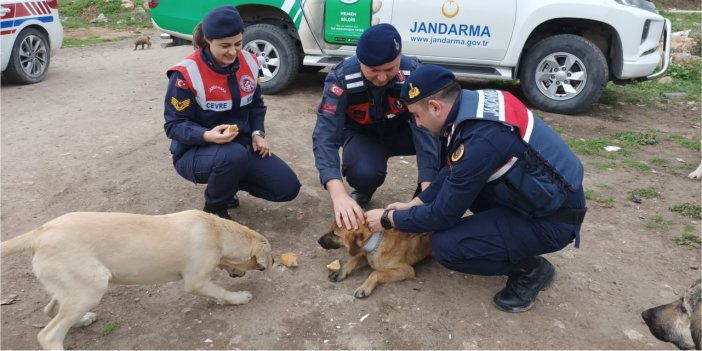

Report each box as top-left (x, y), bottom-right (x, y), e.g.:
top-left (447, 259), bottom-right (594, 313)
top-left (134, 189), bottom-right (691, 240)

top-left (0, 20), bottom-right (14, 29)
top-left (12, 15), bottom-right (54, 27)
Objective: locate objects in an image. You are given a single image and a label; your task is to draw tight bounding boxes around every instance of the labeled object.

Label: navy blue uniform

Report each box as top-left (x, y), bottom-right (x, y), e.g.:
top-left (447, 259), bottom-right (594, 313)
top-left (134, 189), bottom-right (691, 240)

top-left (312, 56), bottom-right (439, 195)
top-left (393, 90), bottom-right (586, 276)
top-left (164, 47), bottom-right (300, 205)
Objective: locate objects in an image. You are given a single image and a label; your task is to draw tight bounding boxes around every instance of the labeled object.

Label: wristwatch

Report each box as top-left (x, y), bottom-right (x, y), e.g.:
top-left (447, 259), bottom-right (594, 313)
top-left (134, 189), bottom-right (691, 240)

top-left (252, 130), bottom-right (265, 138)
top-left (381, 209), bottom-right (393, 229)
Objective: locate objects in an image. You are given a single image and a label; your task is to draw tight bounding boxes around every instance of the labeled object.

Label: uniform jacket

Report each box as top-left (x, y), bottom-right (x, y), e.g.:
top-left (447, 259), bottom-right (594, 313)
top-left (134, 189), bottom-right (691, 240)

top-left (164, 47), bottom-right (265, 159)
top-left (312, 55), bottom-right (438, 186)
top-left (394, 89), bottom-right (586, 233)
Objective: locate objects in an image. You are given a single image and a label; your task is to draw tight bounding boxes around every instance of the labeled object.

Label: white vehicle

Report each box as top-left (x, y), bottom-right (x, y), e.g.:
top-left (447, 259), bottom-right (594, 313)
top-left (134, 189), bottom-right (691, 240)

top-left (151, 0), bottom-right (671, 114)
top-left (1, 0), bottom-right (63, 84)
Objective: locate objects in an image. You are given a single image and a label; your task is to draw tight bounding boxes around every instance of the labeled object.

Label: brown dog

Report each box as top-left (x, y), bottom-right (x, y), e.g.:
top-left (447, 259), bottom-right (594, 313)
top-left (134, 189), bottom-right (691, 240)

top-left (1, 210), bottom-right (273, 350)
top-left (642, 279), bottom-right (701, 350)
top-left (133, 35), bottom-right (151, 50)
top-left (317, 218), bottom-right (432, 298)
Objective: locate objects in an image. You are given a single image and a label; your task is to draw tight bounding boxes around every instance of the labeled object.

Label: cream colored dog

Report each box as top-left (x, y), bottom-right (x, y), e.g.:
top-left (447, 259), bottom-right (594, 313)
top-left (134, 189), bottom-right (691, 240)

top-left (689, 160), bottom-right (702, 180)
top-left (0, 210), bottom-right (273, 350)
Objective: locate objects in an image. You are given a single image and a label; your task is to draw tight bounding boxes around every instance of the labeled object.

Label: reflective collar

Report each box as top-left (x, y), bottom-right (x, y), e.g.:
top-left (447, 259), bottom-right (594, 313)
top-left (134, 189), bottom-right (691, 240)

top-left (363, 231), bottom-right (384, 253)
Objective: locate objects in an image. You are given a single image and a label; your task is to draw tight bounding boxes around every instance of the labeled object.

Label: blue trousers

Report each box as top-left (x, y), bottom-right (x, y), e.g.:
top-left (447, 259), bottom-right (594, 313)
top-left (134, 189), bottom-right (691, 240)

top-left (430, 206), bottom-right (579, 276)
top-left (174, 142), bottom-right (300, 205)
top-left (341, 128), bottom-right (416, 196)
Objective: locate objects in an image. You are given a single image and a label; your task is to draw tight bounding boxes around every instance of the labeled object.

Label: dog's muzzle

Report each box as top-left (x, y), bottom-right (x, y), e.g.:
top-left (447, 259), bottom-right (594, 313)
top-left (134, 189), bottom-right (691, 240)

top-left (318, 232), bottom-right (341, 250)
top-left (229, 271), bottom-right (246, 278)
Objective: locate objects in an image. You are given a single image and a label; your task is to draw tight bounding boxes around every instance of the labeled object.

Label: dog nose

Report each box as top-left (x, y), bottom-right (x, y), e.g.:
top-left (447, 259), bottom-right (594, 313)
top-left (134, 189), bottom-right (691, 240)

top-left (641, 309), bottom-right (651, 322)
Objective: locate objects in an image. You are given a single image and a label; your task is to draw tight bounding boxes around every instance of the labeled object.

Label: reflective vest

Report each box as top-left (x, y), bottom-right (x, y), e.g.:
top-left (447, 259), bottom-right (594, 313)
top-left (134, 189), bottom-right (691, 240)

top-left (168, 49), bottom-right (259, 111)
top-left (341, 56), bottom-right (412, 125)
top-left (451, 89), bottom-right (584, 217)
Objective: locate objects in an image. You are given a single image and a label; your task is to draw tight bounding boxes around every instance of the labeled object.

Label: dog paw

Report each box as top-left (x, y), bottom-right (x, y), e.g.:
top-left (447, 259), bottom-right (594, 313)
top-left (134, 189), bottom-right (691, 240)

top-left (328, 270), bottom-right (346, 282)
top-left (224, 291), bottom-right (253, 305)
top-left (75, 312), bottom-right (97, 327)
top-left (353, 287), bottom-right (370, 299)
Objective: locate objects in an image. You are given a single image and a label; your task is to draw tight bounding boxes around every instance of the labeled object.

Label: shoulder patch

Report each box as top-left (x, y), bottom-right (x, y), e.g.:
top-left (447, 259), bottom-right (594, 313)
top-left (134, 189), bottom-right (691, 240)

top-left (451, 144), bottom-right (464, 163)
top-left (239, 75), bottom-right (256, 93)
top-left (330, 84), bottom-right (344, 97)
top-left (171, 97), bottom-right (191, 112)
top-left (175, 78), bottom-right (188, 90)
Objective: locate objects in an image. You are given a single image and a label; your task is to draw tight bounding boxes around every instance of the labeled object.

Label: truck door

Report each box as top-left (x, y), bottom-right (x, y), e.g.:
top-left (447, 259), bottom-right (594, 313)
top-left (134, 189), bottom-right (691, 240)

top-left (0, 1), bottom-right (16, 69)
top-left (391, 0), bottom-right (516, 62)
top-left (303, 0), bottom-right (395, 55)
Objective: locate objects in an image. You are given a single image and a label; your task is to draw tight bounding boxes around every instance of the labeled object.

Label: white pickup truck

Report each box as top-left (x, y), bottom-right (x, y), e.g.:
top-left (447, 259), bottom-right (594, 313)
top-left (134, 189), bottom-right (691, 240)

top-left (149, 0), bottom-right (671, 114)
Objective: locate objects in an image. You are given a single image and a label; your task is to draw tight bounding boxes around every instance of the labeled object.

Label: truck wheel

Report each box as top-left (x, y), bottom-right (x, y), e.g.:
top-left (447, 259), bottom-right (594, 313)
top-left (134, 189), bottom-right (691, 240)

top-left (519, 34), bottom-right (608, 115)
top-left (4, 28), bottom-right (51, 84)
top-left (243, 24), bottom-right (300, 94)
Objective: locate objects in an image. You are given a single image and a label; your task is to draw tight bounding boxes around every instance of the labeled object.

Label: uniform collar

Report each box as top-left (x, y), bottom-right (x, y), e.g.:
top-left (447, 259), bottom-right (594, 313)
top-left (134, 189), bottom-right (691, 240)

top-left (439, 90), bottom-right (463, 139)
top-left (201, 47), bottom-right (240, 75)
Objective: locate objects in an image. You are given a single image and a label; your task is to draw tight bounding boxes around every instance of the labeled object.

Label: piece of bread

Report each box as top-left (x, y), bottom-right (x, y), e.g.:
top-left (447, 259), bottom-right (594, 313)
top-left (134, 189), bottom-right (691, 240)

top-left (326, 259), bottom-right (341, 272)
top-left (229, 124), bottom-right (239, 133)
top-left (279, 252), bottom-right (298, 267)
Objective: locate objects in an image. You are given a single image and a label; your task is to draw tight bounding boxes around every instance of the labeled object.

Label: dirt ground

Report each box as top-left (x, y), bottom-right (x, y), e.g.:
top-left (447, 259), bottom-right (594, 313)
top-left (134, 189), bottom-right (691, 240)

top-left (1, 30), bottom-right (701, 350)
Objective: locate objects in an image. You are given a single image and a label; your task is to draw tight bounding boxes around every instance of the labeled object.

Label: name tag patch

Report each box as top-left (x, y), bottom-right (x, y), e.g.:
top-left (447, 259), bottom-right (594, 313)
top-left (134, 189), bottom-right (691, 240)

top-left (204, 100), bottom-right (233, 111)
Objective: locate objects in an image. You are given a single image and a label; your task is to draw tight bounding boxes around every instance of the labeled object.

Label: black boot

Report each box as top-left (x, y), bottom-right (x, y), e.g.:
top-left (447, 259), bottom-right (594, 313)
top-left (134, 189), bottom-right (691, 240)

top-left (493, 256), bottom-right (555, 313)
top-left (203, 202), bottom-right (233, 220)
top-left (350, 190), bottom-right (371, 207)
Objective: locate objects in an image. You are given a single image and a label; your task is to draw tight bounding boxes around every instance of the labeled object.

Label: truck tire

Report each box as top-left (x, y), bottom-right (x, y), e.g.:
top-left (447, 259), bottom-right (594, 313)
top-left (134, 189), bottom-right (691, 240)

top-left (4, 28), bottom-right (51, 84)
top-left (243, 24), bottom-right (300, 94)
top-left (519, 34), bottom-right (608, 115)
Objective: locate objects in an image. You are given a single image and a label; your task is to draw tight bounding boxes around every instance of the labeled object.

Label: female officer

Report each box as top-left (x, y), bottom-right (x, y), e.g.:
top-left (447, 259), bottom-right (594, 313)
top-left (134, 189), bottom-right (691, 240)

top-left (163, 5), bottom-right (300, 220)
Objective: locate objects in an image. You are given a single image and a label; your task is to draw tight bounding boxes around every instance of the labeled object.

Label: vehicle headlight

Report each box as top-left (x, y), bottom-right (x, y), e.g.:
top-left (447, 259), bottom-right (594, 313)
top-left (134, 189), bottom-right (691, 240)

top-left (614, 0), bottom-right (658, 13)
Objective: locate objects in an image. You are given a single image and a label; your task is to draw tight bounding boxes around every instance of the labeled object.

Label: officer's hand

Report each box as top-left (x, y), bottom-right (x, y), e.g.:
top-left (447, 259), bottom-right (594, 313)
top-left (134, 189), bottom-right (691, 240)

top-left (364, 209), bottom-right (384, 232)
top-left (386, 201), bottom-right (413, 211)
top-left (332, 193), bottom-right (364, 230)
top-left (252, 135), bottom-right (271, 157)
top-left (204, 125), bottom-right (237, 144)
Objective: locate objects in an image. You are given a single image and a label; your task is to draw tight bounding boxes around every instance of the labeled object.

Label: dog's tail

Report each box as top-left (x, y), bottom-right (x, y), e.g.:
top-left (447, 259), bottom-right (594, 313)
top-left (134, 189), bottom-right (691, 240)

top-left (1, 229), bottom-right (39, 258)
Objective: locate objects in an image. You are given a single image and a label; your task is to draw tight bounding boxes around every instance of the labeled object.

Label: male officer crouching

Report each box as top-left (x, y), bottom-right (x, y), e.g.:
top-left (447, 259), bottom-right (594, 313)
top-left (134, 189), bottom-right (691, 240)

top-left (366, 65), bottom-right (587, 312)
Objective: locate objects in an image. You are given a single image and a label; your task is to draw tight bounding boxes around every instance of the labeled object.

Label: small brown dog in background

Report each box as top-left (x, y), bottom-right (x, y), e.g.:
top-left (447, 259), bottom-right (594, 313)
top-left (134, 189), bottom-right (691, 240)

top-left (133, 35), bottom-right (151, 50)
top-left (642, 279), bottom-right (701, 350)
top-left (317, 216), bottom-right (432, 299)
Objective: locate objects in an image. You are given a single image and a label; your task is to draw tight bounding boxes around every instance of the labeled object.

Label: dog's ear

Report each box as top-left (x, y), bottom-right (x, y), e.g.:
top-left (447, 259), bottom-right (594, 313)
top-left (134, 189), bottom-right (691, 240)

top-left (692, 301), bottom-right (701, 350)
top-left (688, 280), bottom-right (702, 349)
top-left (353, 224), bottom-right (373, 249)
top-left (253, 240), bottom-right (273, 271)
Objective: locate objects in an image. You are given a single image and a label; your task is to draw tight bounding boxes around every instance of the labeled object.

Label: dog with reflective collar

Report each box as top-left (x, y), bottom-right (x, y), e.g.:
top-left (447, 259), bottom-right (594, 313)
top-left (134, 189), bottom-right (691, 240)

top-left (317, 215), bottom-right (432, 298)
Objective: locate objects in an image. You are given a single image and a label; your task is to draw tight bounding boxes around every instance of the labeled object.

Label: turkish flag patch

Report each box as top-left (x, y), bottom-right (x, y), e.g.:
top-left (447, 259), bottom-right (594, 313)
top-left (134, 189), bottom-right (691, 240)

top-left (330, 84), bottom-right (344, 96)
top-left (176, 79), bottom-right (188, 90)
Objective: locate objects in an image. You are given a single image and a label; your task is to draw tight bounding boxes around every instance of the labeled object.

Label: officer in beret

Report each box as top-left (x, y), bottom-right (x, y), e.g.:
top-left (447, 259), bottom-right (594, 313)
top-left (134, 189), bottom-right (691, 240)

top-left (312, 23), bottom-right (439, 230)
top-left (164, 5), bottom-right (300, 220)
top-left (366, 65), bottom-right (587, 312)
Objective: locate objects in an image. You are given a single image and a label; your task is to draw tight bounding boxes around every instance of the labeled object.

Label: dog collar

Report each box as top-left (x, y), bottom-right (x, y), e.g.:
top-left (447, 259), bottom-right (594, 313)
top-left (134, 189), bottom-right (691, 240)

top-left (363, 231), bottom-right (384, 254)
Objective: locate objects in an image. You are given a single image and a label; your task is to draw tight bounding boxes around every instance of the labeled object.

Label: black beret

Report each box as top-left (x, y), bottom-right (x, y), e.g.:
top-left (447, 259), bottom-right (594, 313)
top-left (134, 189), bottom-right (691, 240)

top-left (202, 5), bottom-right (243, 39)
top-left (356, 24), bottom-right (402, 66)
top-left (401, 64), bottom-right (456, 104)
